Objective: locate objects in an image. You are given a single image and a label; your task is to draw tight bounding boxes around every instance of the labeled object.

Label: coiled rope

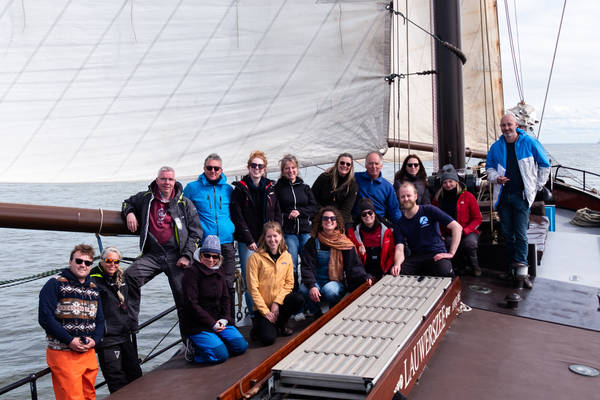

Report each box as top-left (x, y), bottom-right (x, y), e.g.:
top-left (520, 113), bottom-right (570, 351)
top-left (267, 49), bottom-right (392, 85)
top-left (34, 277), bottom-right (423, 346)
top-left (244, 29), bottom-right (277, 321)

top-left (570, 208), bottom-right (600, 227)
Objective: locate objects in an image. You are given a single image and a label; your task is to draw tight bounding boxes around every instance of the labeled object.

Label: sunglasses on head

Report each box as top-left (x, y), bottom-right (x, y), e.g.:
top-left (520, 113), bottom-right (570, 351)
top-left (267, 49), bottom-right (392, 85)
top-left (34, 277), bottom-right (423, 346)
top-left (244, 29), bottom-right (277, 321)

top-left (322, 216), bottom-right (337, 222)
top-left (339, 161), bottom-right (352, 167)
top-left (407, 163), bottom-right (419, 168)
top-left (361, 210), bottom-right (374, 217)
top-left (74, 258), bottom-right (93, 267)
top-left (205, 165), bottom-right (221, 172)
top-left (103, 258), bottom-right (120, 264)
top-left (249, 163), bottom-right (264, 170)
top-left (202, 253), bottom-right (220, 260)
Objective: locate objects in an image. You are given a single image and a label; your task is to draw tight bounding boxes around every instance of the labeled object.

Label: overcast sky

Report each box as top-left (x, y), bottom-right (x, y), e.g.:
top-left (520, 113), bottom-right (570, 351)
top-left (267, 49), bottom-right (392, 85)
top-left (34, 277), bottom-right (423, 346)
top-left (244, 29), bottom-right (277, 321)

top-left (497, 1), bottom-right (599, 144)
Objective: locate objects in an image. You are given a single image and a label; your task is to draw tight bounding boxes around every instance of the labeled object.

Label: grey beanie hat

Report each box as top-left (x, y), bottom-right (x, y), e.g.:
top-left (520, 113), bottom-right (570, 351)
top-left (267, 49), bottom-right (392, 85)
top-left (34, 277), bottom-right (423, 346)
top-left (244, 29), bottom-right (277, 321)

top-left (440, 164), bottom-right (459, 183)
top-left (200, 235), bottom-right (221, 255)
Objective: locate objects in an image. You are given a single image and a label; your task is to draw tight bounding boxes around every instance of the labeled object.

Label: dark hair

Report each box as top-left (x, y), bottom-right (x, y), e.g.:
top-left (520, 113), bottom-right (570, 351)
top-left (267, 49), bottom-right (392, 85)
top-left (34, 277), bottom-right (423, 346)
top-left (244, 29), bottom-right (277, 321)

top-left (395, 154), bottom-right (428, 185)
top-left (331, 153), bottom-right (355, 195)
top-left (311, 206), bottom-right (345, 237)
top-left (70, 244), bottom-right (95, 260)
top-left (257, 221), bottom-right (288, 254)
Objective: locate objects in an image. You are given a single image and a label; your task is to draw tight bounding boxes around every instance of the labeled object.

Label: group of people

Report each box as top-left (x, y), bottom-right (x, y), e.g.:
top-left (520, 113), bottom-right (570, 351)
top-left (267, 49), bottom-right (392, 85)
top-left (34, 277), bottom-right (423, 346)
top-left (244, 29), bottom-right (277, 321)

top-left (38, 113), bottom-right (549, 399)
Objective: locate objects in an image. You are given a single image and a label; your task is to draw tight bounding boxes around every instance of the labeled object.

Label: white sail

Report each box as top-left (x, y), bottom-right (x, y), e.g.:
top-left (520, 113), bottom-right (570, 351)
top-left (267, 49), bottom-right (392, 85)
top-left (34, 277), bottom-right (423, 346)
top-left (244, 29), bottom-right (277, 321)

top-left (0, 1), bottom-right (391, 183)
top-left (388, 0), bottom-right (504, 166)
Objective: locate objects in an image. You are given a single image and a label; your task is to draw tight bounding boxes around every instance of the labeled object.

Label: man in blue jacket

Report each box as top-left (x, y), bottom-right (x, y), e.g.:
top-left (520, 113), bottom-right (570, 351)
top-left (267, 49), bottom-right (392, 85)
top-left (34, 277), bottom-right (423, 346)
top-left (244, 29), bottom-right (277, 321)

top-left (486, 114), bottom-right (550, 288)
top-left (353, 151), bottom-right (402, 225)
top-left (184, 153), bottom-right (236, 319)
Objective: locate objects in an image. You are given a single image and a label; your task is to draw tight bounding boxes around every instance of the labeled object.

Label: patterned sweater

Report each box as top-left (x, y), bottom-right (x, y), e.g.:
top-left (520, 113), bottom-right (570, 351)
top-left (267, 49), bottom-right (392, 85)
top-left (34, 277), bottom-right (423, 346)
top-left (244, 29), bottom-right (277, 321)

top-left (38, 268), bottom-right (104, 350)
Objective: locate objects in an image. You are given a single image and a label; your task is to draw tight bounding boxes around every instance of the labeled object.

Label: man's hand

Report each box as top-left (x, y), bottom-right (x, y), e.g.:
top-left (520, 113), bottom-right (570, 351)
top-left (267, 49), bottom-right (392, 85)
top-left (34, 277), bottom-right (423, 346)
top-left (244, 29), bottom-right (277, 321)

top-left (69, 337), bottom-right (91, 353)
top-left (309, 287), bottom-right (321, 303)
top-left (126, 213), bottom-right (139, 233)
top-left (390, 265), bottom-right (401, 277)
top-left (433, 252), bottom-right (453, 262)
top-left (176, 257), bottom-right (190, 268)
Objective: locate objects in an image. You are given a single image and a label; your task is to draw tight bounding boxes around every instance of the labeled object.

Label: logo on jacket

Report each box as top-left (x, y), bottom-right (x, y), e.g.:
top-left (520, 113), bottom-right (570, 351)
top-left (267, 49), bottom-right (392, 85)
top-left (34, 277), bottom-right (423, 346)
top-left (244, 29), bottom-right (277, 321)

top-left (419, 216), bottom-right (430, 227)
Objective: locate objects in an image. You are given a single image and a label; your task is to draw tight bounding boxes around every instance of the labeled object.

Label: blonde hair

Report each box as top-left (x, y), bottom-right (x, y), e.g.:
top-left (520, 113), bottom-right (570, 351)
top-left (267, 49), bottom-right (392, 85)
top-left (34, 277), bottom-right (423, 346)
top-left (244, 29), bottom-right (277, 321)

top-left (279, 154), bottom-right (299, 178)
top-left (257, 221), bottom-right (288, 254)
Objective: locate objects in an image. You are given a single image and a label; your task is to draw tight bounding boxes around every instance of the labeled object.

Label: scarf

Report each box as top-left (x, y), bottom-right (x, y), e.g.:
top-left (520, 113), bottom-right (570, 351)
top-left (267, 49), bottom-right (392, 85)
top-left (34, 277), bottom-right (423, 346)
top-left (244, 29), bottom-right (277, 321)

top-left (317, 230), bottom-right (355, 281)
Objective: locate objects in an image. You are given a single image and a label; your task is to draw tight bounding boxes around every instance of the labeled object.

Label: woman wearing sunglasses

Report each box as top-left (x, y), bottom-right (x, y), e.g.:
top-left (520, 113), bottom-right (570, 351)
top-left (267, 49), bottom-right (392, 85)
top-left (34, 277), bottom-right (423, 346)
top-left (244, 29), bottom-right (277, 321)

top-left (394, 154), bottom-right (431, 205)
top-left (311, 152), bottom-right (358, 231)
top-left (347, 198), bottom-right (395, 281)
top-left (181, 235), bottom-right (248, 363)
top-left (246, 222), bottom-right (304, 346)
top-left (90, 247), bottom-right (142, 393)
top-left (300, 206), bottom-right (372, 315)
top-left (230, 150), bottom-right (281, 319)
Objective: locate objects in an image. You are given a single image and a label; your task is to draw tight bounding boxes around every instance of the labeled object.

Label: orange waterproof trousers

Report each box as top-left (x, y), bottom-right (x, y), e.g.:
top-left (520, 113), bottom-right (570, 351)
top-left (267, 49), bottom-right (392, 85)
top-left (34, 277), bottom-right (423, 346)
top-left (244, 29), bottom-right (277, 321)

top-left (46, 348), bottom-right (98, 400)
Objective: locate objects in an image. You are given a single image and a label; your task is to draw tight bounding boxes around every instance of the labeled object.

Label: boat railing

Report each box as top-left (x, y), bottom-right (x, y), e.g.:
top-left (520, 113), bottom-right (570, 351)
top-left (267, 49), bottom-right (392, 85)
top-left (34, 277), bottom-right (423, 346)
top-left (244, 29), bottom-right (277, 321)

top-left (0, 306), bottom-right (180, 400)
top-left (552, 164), bottom-right (600, 193)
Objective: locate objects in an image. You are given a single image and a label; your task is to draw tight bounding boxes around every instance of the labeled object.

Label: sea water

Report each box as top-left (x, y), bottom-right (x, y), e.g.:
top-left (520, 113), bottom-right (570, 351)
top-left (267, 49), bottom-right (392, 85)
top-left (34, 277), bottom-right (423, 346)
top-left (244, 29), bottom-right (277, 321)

top-left (0, 142), bottom-right (598, 399)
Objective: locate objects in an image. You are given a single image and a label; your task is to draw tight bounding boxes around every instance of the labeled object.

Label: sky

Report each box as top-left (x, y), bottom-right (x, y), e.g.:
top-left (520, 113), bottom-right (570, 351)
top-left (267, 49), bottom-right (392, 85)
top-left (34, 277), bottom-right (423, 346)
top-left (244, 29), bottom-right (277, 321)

top-left (497, 1), bottom-right (600, 144)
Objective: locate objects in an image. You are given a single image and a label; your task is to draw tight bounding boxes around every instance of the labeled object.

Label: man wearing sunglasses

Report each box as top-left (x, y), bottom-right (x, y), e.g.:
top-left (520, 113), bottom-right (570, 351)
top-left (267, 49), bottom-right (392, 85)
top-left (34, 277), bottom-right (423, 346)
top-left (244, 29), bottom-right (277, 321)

top-left (38, 244), bottom-right (105, 400)
top-left (184, 153), bottom-right (237, 320)
top-left (122, 166), bottom-right (203, 337)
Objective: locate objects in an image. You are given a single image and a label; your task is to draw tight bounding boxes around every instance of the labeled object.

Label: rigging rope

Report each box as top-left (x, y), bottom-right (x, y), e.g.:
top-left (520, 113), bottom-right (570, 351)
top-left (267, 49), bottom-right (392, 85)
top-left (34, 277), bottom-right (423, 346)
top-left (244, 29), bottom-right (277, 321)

top-left (537, 0), bottom-right (568, 140)
top-left (502, 0), bottom-right (524, 102)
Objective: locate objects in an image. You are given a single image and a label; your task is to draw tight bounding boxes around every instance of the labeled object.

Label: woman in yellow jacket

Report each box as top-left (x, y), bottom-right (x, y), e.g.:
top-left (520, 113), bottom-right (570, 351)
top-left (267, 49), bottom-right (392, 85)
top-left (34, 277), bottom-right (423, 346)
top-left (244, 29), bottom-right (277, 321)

top-left (247, 221), bottom-right (304, 345)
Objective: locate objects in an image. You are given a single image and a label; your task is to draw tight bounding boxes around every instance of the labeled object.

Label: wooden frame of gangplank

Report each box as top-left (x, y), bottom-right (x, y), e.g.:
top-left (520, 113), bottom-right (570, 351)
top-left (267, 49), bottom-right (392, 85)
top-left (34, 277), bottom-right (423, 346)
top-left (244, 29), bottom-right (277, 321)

top-left (218, 278), bottom-right (462, 399)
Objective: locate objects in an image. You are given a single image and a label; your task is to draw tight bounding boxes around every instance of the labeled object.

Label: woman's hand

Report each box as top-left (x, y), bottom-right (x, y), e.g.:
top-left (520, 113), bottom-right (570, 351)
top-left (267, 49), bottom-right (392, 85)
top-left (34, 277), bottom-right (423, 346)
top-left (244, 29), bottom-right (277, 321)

top-left (248, 242), bottom-right (258, 251)
top-left (288, 210), bottom-right (300, 219)
top-left (309, 287), bottom-right (321, 303)
top-left (358, 244), bottom-right (366, 256)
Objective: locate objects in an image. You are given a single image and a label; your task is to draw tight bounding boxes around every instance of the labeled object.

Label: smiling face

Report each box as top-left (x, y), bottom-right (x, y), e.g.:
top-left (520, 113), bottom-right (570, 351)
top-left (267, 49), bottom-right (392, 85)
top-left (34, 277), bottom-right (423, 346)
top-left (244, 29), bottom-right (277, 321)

top-left (265, 228), bottom-right (282, 254)
top-left (500, 114), bottom-right (519, 143)
top-left (366, 153), bottom-right (382, 180)
top-left (406, 157), bottom-right (420, 177)
top-left (156, 170), bottom-right (175, 198)
top-left (337, 156), bottom-right (352, 177)
top-left (101, 251), bottom-right (120, 276)
top-left (283, 160), bottom-right (298, 182)
top-left (442, 178), bottom-right (458, 191)
top-left (398, 185), bottom-right (417, 211)
top-left (204, 158), bottom-right (223, 181)
top-left (321, 211), bottom-right (338, 234)
top-left (248, 157), bottom-right (265, 180)
top-left (360, 209), bottom-right (376, 228)
top-left (69, 251), bottom-right (93, 283)
top-left (201, 252), bottom-right (221, 268)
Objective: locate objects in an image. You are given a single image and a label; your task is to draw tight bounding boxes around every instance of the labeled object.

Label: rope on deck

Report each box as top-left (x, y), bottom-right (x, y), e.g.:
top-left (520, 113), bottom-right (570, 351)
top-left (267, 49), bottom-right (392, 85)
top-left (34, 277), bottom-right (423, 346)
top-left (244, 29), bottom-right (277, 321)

top-left (570, 208), bottom-right (600, 227)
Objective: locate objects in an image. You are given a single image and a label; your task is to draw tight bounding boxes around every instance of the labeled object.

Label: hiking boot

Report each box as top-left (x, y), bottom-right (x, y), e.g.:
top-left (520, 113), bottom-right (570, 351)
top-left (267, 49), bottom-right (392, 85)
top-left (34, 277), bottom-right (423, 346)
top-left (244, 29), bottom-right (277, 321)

top-left (522, 276), bottom-right (534, 289)
top-left (184, 339), bottom-right (195, 362)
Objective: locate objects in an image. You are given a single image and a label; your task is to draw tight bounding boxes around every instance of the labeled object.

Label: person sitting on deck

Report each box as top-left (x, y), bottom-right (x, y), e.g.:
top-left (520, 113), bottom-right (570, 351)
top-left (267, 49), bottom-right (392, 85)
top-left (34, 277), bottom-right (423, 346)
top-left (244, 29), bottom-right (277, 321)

top-left (38, 244), bottom-right (104, 400)
top-left (181, 235), bottom-right (248, 363)
top-left (90, 246), bottom-right (142, 393)
top-left (432, 164), bottom-right (483, 277)
top-left (246, 222), bottom-right (304, 346)
top-left (347, 198), bottom-right (395, 281)
top-left (390, 183), bottom-right (462, 277)
top-left (300, 206), bottom-right (373, 315)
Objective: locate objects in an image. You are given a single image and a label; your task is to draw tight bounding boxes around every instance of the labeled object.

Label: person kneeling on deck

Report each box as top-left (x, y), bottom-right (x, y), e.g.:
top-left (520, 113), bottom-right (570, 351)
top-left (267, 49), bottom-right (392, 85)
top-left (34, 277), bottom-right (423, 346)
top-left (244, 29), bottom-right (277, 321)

top-left (181, 235), bottom-right (248, 363)
top-left (389, 183), bottom-right (462, 277)
top-left (300, 207), bottom-right (373, 316)
top-left (247, 222), bottom-right (304, 345)
top-left (38, 244), bottom-right (104, 400)
top-left (432, 164), bottom-right (482, 277)
top-left (90, 247), bottom-right (142, 393)
top-left (122, 166), bottom-right (203, 338)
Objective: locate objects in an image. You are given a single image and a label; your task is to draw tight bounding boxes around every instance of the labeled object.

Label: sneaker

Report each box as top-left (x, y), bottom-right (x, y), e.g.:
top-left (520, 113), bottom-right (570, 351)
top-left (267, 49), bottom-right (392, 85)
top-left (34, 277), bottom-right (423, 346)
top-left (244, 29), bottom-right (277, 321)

top-left (522, 276), bottom-right (534, 289)
top-left (184, 339), bottom-right (195, 362)
top-left (278, 326), bottom-right (294, 337)
top-left (292, 312), bottom-right (305, 321)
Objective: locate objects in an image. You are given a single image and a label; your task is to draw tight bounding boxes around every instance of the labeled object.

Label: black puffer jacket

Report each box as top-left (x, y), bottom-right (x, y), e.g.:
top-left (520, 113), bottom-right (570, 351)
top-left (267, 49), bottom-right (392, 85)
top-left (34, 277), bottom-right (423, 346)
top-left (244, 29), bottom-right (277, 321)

top-left (90, 266), bottom-right (134, 347)
top-left (275, 176), bottom-right (318, 235)
top-left (230, 176), bottom-right (281, 245)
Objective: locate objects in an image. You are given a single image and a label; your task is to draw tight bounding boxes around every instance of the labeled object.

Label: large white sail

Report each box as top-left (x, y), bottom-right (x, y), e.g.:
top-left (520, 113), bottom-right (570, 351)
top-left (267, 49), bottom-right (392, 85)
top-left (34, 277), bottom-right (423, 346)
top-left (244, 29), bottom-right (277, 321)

top-left (0, 0), bottom-right (390, 183)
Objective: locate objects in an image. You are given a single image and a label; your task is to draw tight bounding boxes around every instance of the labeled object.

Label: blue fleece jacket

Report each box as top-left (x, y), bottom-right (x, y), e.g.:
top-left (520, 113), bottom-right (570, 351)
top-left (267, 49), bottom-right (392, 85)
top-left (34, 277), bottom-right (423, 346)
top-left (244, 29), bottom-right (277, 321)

top-left (353, 171), bottom-right (402, 223)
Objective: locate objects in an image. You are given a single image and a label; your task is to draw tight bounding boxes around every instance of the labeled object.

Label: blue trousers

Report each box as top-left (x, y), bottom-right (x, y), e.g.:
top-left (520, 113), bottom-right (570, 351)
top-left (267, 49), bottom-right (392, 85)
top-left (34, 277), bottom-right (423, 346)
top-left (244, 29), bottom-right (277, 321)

top-left (498, 191), bottom-right (530, 265)
top-left (284, 233), bottom-right (311, 284)
top-left (299, 281), bottom-right (345, 313)
top-left (188, 325), bottom-right (248, 364)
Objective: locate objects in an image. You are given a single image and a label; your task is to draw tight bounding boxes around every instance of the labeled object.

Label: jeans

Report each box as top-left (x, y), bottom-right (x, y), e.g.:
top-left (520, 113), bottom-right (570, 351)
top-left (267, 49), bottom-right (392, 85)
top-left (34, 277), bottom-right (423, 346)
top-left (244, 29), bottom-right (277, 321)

top-left (299, 281), bottom-right (345, 313)
top-left (284, 233), bottom-right (311, 285)
top-left (237, 242), bottom-right (255, 318)
top-left (498, 191), bottom-right (530, 265)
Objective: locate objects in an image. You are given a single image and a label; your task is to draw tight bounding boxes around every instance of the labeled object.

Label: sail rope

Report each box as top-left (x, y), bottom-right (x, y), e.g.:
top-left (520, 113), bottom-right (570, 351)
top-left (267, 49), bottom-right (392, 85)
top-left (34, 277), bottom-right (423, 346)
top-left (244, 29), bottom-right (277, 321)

top-left (537, 0), bottom-right (568, 140)
top-left (0, 257), bottom-right (136, 288)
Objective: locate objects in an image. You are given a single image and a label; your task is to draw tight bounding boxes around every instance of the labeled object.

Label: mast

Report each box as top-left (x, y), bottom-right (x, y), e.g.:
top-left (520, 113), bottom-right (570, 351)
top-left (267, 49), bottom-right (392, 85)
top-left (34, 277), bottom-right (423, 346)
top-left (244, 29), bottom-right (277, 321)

top-left (433, 0), bottom-right (465, 169)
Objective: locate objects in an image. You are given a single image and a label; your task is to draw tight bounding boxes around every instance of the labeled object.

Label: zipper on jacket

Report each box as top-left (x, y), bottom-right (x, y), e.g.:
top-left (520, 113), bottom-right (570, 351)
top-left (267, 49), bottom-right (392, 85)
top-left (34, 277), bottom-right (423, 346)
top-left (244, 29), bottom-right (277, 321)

top-left (290, 184), bottom-right (299, 234)
top-left (213, 186), bottom-right (219, 236)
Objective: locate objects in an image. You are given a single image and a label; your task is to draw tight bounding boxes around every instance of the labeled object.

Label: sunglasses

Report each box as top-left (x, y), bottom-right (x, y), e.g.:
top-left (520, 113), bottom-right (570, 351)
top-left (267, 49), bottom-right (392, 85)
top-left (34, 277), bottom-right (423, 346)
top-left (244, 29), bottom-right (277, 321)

top-left (361, 210), bottom-right (374, 217)
top-left (338, 161), bottom-right (352, 167)
top-left (322, 216), bottom-right (337, 222)
top-left (205, 165), bottom-right (221, 172)
top-left (201, 253), bottom-right (220, 260)
top-left (249, 163), bottom-right (264, 170)
top-left (103, 258), bottom-right (120, 264)
top-left (407, 163), bottom-right (420, 168)
top-left (74, 258), bottom-right (93, 267)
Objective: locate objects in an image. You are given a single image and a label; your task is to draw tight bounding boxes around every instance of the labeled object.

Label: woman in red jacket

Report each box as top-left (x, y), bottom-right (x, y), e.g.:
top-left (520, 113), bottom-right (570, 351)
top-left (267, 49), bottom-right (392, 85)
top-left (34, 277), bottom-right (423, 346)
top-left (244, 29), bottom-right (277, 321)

top-left (432, 164), bottom-right (482, 276)
top-left (347, 198), bottom-right (395, 280)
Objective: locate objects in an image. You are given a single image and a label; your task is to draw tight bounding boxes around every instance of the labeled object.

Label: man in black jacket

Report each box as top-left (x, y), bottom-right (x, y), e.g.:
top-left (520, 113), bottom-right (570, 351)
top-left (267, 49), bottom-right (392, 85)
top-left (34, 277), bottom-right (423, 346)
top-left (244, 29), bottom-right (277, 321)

top-left (122, 166), bottom-right (203, 336)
